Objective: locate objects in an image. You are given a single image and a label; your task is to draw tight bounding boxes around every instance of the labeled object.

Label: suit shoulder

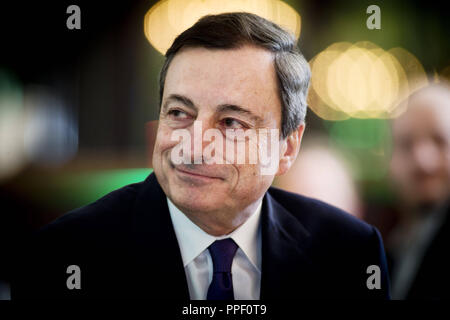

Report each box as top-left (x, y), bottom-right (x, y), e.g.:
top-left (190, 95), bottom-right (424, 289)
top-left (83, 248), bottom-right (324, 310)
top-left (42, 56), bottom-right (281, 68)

top-left (39, 181), bottom-right (143, 237)
top-left (267, 186), bottom-right (374, 238)
top-left (266, 187), bottom-right (390, 294)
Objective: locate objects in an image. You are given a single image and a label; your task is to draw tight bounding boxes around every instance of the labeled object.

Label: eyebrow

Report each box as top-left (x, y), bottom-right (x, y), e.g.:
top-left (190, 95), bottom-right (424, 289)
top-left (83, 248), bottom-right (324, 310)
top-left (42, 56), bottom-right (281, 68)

top-left (216, 104), bottom-right (263, 123)
top-left (162, 94), bottom-right (197, 113)
top-left (162, 93), bottom-right (263, 123)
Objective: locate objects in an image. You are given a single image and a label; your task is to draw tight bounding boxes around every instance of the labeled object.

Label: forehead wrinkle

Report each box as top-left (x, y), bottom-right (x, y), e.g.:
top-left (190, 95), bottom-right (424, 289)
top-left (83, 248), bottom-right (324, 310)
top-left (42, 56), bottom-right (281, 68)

top-left (173, 46), bottom-right (278, 89)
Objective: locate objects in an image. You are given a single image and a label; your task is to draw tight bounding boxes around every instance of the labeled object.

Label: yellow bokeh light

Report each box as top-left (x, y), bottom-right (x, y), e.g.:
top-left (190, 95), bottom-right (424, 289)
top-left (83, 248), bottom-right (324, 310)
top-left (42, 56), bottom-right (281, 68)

top-left (308, 41), bottom-right (428, 120)
top-left (144, 0), bottom-right (301, 55)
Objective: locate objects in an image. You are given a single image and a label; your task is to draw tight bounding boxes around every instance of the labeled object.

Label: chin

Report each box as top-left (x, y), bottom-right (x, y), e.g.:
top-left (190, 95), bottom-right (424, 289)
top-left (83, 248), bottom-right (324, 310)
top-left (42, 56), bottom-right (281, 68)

top-left (172, 193), bottom-right (224, 213)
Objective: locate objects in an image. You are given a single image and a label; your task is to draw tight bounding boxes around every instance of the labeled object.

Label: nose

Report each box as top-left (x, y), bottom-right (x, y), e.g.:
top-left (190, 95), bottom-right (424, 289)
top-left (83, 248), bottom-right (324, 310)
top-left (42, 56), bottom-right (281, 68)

top-left (187, 118), bottom-right (216, 164)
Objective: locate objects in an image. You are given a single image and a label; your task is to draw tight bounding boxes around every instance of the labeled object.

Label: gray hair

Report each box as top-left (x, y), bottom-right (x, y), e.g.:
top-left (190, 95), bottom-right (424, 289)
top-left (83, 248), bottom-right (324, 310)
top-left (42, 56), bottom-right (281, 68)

top-left (159, 12), bottom-right (310, 138)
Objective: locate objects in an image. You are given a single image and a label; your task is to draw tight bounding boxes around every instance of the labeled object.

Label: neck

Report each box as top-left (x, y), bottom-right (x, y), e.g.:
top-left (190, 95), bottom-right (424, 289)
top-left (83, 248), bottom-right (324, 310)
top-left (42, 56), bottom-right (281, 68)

top-left (175, 198), bottom-right (263, 236)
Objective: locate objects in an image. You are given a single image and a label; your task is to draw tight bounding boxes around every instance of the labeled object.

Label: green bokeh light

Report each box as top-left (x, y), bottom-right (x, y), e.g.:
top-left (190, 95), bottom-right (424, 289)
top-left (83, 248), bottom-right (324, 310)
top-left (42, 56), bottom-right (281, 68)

top-left (326, 118), bottom-right (392, 181)
top-left (53, 168), bottom-right (153, 209)
top-left (327, 118), bottom-right (391, 149)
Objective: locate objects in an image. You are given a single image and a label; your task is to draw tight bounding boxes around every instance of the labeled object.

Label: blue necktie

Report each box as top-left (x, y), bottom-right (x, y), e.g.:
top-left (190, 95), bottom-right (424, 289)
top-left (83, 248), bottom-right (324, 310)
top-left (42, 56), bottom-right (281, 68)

top-left (206, 238), bottom-right (238, 300)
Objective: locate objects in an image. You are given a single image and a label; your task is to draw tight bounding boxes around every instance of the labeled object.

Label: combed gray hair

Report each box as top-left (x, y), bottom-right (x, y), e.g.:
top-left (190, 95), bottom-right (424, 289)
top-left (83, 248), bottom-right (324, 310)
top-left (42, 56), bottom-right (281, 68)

top-left (159, 12), bottom-right (311, 138)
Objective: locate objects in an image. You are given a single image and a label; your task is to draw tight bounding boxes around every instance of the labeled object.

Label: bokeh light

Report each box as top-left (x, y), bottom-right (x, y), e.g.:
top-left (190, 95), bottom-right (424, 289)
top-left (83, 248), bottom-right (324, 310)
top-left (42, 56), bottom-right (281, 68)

top-left (144, 0), bottom-right (301, 55)
top-left (0, 74), bottom-right (79, 182)
top-left (23, 88), bottom-right (78, 166)
top-left (274, 137), bottom-right (362, 218)
top-left (0, 71), bottom-right (26, 181)
top-left (326, 118), bottom-right (392, 181)
top-left (308, 41), bottom-right (428, 120)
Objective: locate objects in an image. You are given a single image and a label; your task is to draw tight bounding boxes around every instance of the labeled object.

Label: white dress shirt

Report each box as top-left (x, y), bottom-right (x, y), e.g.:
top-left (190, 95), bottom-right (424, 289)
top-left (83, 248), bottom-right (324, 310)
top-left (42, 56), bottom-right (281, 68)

top-left (167, 197), bottom-right (262, 300)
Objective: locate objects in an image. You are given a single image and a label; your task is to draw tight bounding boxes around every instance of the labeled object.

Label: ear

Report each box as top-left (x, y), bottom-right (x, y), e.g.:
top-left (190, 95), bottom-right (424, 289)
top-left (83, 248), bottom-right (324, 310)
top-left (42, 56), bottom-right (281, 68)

top-left (276, 124), bottom-right (305, 176)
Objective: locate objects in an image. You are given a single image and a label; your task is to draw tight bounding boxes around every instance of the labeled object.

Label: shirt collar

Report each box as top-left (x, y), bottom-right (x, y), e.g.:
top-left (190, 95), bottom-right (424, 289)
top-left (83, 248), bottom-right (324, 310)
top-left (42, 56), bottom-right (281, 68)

top-left (167, 197), bottom-right (262, 271)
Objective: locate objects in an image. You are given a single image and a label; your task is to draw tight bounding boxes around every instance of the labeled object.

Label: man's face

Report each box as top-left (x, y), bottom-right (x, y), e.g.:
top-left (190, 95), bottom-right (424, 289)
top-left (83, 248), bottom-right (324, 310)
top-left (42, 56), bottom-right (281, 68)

top-left (390, 89), bottom-right (450, 209)
top-left (152, 45), bottom-right (288, 219)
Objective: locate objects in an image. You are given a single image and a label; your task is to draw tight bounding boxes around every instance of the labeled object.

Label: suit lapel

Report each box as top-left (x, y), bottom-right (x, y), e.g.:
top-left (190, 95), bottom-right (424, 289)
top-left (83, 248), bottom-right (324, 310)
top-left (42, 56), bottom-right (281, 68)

top-left (128, 173), bottom-right (190, 299)
top-left (260, 191), bottom-right (315, 299)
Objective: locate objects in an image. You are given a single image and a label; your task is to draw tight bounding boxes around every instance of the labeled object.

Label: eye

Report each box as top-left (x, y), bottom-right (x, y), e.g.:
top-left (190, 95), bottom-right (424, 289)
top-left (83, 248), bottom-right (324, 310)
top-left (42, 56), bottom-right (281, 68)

top-left (167, 109), bottom-right (190, 120)
top-left (221, 117), bottom-right (247, 129)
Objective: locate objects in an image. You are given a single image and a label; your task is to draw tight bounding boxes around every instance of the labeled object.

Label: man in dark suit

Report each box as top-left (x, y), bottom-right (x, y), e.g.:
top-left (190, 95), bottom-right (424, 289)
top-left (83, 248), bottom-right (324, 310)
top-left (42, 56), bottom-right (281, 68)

top-left (388, 83), bottom-right (450, 299)
top-left (12, 12), bottom-right (390, 299)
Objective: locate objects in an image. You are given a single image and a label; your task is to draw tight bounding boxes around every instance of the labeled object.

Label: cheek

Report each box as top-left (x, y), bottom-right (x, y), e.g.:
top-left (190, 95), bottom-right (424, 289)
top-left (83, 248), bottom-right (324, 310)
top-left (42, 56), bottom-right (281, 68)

top-left (153, 127), bottom-right (177, 170)
top-left (233, 164), bottom-right (273, 193)
top-left (155, 126), bottom-right (179, 152)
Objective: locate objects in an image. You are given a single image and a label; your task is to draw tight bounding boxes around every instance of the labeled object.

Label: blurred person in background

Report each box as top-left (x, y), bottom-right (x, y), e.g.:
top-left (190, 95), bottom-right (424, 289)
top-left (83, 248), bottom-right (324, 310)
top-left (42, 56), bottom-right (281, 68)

top-left (388, 82), bottom-right (450, 299)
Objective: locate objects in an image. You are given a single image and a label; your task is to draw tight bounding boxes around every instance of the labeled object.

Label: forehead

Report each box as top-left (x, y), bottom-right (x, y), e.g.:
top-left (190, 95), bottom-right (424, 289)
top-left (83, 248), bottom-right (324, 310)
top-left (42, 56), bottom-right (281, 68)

top-left (163, 45), bottom-right (281, 116)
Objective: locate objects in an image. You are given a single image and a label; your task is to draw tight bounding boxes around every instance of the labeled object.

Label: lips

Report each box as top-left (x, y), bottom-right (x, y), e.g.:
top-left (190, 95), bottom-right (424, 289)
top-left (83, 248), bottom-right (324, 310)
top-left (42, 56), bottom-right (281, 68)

top-left (174, 165), bottom-right (224, 180)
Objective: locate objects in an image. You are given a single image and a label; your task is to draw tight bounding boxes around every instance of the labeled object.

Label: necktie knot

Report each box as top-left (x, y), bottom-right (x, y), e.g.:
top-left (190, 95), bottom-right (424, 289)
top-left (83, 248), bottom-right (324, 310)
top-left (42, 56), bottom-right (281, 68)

top-left (208, 238), bottom-right (238, 273)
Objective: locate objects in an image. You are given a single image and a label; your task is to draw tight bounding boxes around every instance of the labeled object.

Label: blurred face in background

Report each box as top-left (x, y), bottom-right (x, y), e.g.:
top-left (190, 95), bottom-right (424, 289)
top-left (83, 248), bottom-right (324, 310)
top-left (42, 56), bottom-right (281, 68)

top-left (390, 85), bottom-right (450, 210)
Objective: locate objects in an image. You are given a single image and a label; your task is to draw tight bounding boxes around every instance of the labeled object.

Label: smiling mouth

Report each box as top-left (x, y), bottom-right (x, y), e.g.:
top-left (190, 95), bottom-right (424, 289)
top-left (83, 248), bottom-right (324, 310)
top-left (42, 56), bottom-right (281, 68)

top-left (174, 166), bottom-right (223, 181)
top-left (175, 167), bottom-right (222, 180)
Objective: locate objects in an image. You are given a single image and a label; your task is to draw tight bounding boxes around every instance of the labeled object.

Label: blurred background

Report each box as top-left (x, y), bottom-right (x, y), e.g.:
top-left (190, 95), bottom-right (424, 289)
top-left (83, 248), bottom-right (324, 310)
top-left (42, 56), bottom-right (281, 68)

top-left (1, 0), bottom-right (449, 299)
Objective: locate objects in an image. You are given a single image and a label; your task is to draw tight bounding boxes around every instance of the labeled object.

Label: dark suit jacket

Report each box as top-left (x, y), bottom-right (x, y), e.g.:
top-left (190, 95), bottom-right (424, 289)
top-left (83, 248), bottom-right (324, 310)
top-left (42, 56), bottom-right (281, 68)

top-left (12, 173), bottom-right (390, 299)
top-left (388, 204), bottom-right (450, 299)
